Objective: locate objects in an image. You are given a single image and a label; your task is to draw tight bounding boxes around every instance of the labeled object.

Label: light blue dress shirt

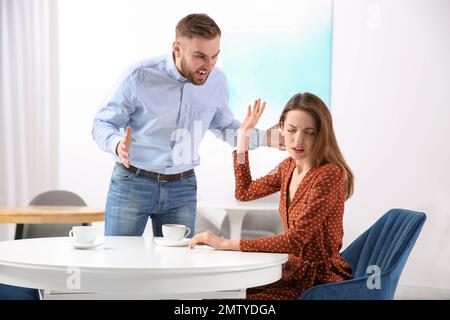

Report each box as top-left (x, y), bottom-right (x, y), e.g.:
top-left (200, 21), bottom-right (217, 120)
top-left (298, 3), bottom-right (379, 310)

top-left (92, 53), bottom-right (264, 174)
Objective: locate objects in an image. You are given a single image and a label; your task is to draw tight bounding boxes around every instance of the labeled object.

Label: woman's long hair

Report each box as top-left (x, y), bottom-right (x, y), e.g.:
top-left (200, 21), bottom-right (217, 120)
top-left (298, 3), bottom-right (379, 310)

top-left (279, 92), bottom-right (354, 199)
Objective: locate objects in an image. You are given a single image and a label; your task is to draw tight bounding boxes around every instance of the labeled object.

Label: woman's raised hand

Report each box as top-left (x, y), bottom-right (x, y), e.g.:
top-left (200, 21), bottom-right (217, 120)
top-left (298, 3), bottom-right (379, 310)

top-left (236, 99), bottom-right (266, 155)
top-left (238, 98), bottom-right (266, 133)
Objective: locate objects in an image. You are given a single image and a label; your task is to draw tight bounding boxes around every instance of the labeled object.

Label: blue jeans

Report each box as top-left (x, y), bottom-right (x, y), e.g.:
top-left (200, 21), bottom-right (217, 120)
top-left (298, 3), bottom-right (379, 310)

top-left (105, 163), bottom-right (197, 237)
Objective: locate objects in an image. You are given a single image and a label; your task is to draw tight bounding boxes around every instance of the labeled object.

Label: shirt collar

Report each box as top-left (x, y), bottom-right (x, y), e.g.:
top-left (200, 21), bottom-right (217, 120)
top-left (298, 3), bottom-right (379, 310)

top-left (166, 52), bottom-right (188, 83)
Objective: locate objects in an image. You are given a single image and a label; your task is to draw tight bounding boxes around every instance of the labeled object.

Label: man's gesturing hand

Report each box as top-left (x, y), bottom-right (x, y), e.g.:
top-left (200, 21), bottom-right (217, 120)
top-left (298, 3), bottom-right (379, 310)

top-left (117, 127), bottom-right (132, 168)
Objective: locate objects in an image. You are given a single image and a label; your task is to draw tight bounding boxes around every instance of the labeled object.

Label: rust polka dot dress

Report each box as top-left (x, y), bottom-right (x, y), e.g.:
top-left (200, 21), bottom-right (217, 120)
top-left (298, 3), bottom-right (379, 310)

top-left (233, 150), bottom-right (353, 300)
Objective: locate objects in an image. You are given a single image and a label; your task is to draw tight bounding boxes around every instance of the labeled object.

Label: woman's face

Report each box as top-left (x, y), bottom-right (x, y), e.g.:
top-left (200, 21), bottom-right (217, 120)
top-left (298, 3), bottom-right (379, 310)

top-left (281, 110), bottom-right (317, 162)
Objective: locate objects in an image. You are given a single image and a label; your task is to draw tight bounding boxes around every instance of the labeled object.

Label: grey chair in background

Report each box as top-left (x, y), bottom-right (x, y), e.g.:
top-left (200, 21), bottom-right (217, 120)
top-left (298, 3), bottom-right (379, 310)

top-left (15, 190), bottom-right (88, 240)
top-left (241, 210), bottom-right (283, 238)
top-left (196, 208), bottom-right (282, 239)
top-left (194, 210), bottom-right (223, 236)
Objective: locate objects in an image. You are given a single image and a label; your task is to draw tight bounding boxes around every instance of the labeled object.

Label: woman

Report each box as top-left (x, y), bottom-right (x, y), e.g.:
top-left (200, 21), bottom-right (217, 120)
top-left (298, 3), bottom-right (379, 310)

top-left (189, 92), bottom-right (354, 300)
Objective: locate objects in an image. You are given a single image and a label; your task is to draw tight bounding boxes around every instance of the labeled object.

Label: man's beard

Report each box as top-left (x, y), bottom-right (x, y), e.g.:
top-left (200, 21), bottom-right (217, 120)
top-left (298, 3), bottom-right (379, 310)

top-left (180, 57), bottom-right (209, 85)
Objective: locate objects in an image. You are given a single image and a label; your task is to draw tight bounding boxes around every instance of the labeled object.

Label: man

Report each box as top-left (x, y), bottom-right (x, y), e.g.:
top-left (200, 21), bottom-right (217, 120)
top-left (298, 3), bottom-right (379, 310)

top-left (92, 13), bottom-right (283, 238)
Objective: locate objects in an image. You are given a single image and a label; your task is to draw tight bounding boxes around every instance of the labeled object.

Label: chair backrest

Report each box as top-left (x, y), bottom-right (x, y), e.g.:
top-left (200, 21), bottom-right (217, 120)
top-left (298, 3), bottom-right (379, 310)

top-left (16, 190), bottom-right (87, 239)
top-left (341, 208), bottom-right (426, 280)
top-left (29, 190), bottom-right (87, 206)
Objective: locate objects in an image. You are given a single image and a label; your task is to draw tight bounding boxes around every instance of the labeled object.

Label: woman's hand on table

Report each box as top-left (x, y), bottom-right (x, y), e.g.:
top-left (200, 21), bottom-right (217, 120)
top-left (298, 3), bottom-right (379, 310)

top-left (188, 231), bottom-right (240, 251)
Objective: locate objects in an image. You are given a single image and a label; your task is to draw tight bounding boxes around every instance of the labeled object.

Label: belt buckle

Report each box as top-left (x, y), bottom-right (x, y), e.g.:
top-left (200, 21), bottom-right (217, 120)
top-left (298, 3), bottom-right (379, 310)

top-left (157, 173), bottom-right (168, 182)
top-left (156, 171), bottom-right (186, 182)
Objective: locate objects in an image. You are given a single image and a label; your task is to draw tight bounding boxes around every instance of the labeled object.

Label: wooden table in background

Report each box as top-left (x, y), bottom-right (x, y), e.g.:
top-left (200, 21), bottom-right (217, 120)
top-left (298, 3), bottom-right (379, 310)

top-left (0, 205), bottom-right (104, 224)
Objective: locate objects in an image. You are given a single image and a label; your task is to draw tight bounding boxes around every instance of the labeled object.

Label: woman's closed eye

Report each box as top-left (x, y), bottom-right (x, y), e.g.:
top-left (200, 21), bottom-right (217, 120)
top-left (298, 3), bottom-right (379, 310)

top-left (287, 129), bottom-right (316, 135)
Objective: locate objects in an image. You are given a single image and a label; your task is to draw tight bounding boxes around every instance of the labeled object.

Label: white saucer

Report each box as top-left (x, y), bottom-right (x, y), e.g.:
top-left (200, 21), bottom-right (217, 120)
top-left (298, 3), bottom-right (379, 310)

top-left (153, 237), bottom-right (190, 247)
top-left (70, 238), bottom-right (104, 249)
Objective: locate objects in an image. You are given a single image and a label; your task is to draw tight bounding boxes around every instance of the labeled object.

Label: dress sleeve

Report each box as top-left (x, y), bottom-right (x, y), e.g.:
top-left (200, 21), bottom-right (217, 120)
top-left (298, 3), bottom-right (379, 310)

top-left (232, 150), bottom-right (284, 201)
top-left (240, 164), bottom-right (344, 253)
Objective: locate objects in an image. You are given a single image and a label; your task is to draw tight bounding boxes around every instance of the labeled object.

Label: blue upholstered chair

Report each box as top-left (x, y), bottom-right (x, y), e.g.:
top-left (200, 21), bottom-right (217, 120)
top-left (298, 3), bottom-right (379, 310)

top-left (0, 284), bottom-right (40, 300)
top-left (299, 208), bottom-right (426, 300)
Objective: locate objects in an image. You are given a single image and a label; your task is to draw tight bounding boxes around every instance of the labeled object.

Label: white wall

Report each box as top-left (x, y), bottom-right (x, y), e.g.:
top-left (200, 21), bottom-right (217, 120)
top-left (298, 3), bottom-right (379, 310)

top-left (56, 0), bottom-right (302, 209)
top-left (331, 0), bottom-right (450, 291)
top-left (57, 0), bottom-right (450, 292)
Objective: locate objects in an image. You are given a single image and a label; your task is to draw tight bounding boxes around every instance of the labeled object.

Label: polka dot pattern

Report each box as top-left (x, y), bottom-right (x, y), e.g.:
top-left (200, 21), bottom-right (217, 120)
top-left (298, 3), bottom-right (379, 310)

top-left (232, 150), bottom-right (353, 300)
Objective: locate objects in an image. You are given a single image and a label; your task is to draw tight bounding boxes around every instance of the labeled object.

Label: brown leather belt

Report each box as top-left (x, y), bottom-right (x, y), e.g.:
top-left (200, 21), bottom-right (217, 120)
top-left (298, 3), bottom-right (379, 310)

top-left (122, 164), bottom-right (195, 182)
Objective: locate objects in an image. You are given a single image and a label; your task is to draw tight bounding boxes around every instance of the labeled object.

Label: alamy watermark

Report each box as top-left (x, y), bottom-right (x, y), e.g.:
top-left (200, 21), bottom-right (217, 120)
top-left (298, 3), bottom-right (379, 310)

top-left (366, 264), bottom-right (381, 290)
top-left (66, 266), bottom-right (81, 290)
top-left (169, 121), bottom-right (280, 166)
top-left (366, 4), bottom-right (382, 31)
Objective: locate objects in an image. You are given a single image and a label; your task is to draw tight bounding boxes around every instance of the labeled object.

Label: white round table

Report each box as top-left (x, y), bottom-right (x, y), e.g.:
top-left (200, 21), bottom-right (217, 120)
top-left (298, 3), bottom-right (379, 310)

top-left (0, 236), bottom-right (288, 299)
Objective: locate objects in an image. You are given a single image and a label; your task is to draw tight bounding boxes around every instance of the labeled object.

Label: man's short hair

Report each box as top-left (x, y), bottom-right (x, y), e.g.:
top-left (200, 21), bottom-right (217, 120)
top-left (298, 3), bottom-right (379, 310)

top-left (176, 13), bottom-right (221, 40)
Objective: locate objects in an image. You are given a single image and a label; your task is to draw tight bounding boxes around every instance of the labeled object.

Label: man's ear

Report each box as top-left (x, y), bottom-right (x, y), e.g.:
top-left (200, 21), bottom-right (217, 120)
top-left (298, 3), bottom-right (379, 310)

top-left (173, 41), bottom-right (181, 58)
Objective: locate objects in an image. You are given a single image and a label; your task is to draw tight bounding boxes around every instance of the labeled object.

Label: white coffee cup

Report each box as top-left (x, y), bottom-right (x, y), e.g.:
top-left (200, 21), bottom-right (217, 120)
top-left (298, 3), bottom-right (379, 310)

top-left (69, 226), bottom-right (99, 244)
top-left (162, 224), bottom-right (191, 241)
